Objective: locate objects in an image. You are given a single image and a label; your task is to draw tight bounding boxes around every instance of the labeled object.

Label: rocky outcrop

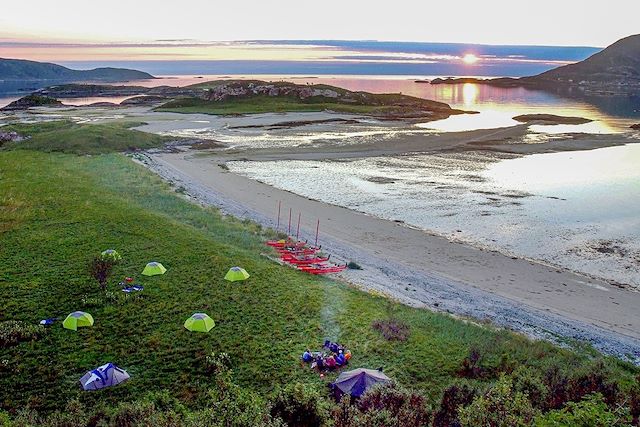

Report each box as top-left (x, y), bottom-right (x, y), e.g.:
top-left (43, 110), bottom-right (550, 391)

top-left (0, 131), bottom-right (23, 143)
top-left (120, 95), bottom-right (168, 106)
top-left (631, 124), bottom-right (640, 130)
top-left (1, 94), bottom-right (62, 111)
top-left (200, 82), bottom-right (341, 102)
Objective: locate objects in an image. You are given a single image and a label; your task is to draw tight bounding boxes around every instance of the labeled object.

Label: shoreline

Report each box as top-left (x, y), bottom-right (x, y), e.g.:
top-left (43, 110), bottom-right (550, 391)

top-left (136, 145), bottom-right (640, 362)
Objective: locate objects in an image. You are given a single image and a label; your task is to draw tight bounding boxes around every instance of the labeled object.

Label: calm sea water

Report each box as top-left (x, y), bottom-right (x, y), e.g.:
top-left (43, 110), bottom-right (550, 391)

top-left (209, 76), bottom-right (639, 287)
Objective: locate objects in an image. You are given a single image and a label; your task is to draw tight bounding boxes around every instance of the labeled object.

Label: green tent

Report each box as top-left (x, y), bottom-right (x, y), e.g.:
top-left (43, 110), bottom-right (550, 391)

top-left (142, 262), bottom-right (166, 276)
top-left (224, 266), bottom-right (250, 282)
top-left (184, 313), bottom-right (215, 332)
top-left (63, 311), bottom-right (94, 331)
top-left (100, 249), bottom-right (122, 262)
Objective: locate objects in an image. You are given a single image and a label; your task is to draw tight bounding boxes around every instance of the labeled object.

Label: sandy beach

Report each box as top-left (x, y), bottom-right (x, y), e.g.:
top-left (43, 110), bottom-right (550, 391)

top-left (131, 116), bottom-right (640, 361)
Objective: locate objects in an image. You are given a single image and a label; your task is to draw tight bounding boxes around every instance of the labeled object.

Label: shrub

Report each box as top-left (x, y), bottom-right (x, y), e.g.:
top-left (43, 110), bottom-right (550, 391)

top-left (629, 376), bottom-right (640, 426)
top-left (458, 375), bottom-right (539, 427)
top-left (533, 393), bottom-right (625, 427)
top-left (371, 319), bottom-right (410, 342)
top-left (543, 365), bottom-right (570, 410)
top-left (566, 361), bottom-right (619, 407)
top-left (89, 256), bottom-right (115, 291)
top-left (457, 347), bottom-right (492, 379)
top-left (351, 382), bottom-right (431, 427)
top-left (0, 411), bottom-right (10, 427)
top-left (512, 366), bottom-right (549, 410)
top-left (270, 382), bottom-right (331, 427)
top-left (432, 383), bottom-right (477, 427)
top-left (0, 320), bottom-right (44, 348)
top-left (204, 352), bottom-right (232, 376)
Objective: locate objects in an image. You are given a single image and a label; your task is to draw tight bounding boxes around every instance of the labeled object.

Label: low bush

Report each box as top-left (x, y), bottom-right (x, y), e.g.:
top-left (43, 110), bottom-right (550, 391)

top-left (341, 382), bottom-right (431, 427)
top-left (432, 383), bottom-right (477, 427)
top-left (88, 256), bottom-right (115, 291)
top-left (533, 393), bottom-right (625, 427)
top-left (458, 375), bottom-right (539, 427)
top-left (371, 319), bottom-right (410, 341)
top-left (270, 382), bottom-right (331, 427)
top-left (0, 320), bottom-right (44, 348)
top-left (457, 347), bottom-right (493, 379)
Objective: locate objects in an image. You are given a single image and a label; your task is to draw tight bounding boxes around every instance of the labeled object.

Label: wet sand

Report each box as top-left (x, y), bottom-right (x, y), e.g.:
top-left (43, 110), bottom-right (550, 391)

top-left (135, 122), bottom-right (640, 361)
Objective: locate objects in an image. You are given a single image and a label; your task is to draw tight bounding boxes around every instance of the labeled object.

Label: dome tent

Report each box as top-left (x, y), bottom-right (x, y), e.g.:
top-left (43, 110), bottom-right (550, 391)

top-left (184, 313), bottom-right (215, 332)
top-left (224, 266), bottom-right (250, 282)
top-left (142, 262), bottom-right (166, 276)
top-left (63, 311), bottom-right (94, 331)
top-left (80, 363), bottom-right (130, 390)
top-left (331, 368), bottom-right (391, 398)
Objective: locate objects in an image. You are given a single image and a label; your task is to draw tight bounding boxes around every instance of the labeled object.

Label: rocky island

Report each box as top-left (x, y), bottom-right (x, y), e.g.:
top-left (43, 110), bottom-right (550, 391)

top-left (3, 79), bottom-right (471, 121)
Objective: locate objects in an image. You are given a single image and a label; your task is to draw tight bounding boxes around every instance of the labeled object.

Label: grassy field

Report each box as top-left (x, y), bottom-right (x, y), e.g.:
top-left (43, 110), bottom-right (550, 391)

top-left (1, 121), bottom-right (169, 154)
top-left (154, 95), bottom-right (404, 115)
top-left (0, 122), bottom-right (638, 424)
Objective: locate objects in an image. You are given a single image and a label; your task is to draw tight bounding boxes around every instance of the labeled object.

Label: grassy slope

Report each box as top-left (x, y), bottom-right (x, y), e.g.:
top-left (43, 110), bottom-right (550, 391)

top-left (0, 124), bottom-right (637, 415)
top-left (1, 121), bottom-right (169, 154)
top-left (154, 95), bottom-right (399, 115)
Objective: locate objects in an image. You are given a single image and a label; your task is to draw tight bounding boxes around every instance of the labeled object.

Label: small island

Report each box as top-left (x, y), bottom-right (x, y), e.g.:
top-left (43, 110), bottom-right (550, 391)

top-left (512, 114), bottom-right (593, 125)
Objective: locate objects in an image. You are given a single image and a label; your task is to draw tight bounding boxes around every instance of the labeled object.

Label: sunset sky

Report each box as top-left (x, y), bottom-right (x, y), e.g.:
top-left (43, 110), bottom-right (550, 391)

top-left (0, 0), bottom-right (638, 77)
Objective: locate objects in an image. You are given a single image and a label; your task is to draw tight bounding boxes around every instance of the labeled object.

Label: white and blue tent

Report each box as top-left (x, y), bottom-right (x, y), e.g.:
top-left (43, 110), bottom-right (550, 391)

top-left (80, 363), bottom-right (130, 391)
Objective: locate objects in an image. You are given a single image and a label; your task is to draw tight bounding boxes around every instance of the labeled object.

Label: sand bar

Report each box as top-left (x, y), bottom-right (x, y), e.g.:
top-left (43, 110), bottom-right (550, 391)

top-left (136, 122), bottom-right (640, 361)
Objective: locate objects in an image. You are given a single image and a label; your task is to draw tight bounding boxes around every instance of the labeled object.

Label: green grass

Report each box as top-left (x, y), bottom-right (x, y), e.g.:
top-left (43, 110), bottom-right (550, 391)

top-left (1, 120), bottom-right (170, 154)
top-left (155, 95), bottom-right (399, 115)
top-left (0, 142), bottom-right (637, 416)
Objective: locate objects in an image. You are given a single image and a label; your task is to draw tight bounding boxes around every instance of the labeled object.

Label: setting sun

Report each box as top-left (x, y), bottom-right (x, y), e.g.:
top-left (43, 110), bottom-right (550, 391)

top-left (462, 53), bottom-right (479, 64)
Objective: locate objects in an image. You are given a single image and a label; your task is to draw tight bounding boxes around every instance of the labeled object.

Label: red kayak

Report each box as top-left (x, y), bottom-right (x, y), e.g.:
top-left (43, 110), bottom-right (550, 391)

top-left (267, 239), bottom-right (307, 248)
top-left (276, 248), bottom-right (320, 256)
top-left (280, 255), bottom-right (330, 265)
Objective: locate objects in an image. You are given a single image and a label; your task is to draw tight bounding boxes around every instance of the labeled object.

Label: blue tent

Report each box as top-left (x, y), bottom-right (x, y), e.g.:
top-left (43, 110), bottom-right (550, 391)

top-left (331, 368), bottom-right (390, 398)
top-left (80, 363), bottom-right (130, 391)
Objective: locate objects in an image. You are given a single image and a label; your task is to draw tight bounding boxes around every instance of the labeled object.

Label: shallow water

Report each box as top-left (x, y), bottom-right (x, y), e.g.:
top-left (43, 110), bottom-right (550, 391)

top-left (228, 144), bottom-right (640, 287)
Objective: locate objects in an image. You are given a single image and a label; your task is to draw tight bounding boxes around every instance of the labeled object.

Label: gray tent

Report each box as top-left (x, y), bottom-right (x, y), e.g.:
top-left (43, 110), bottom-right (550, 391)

top-left (331, 368), bottom-right (391, 398)
top-left (80, 363), bottom-right (130, 391)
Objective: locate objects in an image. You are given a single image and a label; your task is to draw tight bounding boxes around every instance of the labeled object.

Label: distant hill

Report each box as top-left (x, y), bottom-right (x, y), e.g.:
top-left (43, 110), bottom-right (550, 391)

top-left (431, 34), bottom-right (640, 92)
top-left (529, 34), bottom-right (640, 87)
top-left (0, 58), bottom-right (154, 81)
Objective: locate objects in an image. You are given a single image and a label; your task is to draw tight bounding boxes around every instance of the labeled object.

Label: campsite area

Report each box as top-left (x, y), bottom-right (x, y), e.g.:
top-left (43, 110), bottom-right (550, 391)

top-left (1, 121), bottom-right (640, 425)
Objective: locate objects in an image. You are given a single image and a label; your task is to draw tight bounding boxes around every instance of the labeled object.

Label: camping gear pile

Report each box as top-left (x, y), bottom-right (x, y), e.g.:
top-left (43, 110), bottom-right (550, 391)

top-left (119, 276), bottom-right (144, 293)
top-left (267, 239), bottom-right (347, 275)
top-left (301, 340), bottom-right (352, 371)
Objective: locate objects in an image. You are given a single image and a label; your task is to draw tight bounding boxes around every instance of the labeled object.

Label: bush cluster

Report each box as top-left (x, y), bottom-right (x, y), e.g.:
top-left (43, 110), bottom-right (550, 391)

top-left (371, 319), bottom-right (410, 341)
top-left (0, 321), bottom-right (44, 348)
